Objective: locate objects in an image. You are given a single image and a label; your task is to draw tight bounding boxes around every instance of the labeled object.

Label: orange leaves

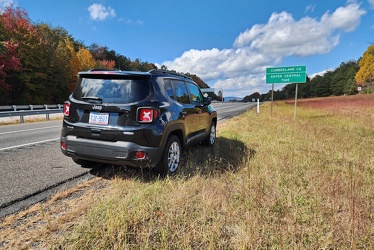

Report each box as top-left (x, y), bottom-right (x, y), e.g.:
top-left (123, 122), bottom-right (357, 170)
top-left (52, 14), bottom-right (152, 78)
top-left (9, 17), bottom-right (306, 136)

top-left (97, 59), bottom-right (116, 70)
top-left (1, 6), bottom-right (39, 44)
top-left (77, 47), bottom-right (96, 71)
top-left (355, 44), bottom-right (374, 85)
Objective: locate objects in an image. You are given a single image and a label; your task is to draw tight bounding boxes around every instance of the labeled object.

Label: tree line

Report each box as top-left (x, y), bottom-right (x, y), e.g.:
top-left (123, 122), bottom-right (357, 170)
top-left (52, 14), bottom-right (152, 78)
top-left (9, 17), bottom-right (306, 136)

top-left (0, 6), bottom-right (209, 105)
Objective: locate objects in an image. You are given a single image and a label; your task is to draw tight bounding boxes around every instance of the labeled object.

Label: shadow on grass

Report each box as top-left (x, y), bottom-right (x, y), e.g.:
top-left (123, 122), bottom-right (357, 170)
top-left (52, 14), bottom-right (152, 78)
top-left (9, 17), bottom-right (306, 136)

top-left (180, 137), bottom-right (255, 176)
top-left (90, 137), bottom-right (256, 181)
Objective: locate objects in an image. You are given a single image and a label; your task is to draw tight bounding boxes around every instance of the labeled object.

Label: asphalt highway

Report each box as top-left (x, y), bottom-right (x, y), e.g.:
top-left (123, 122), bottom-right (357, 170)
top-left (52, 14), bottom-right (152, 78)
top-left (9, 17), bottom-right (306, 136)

top-left (0, 120), bottom-right (90, 217)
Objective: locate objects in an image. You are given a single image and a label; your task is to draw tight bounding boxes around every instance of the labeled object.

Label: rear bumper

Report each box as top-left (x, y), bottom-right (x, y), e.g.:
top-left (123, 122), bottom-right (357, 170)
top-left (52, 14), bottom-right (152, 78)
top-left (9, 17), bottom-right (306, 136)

top-left (60, 135), bottom-right (163, 168)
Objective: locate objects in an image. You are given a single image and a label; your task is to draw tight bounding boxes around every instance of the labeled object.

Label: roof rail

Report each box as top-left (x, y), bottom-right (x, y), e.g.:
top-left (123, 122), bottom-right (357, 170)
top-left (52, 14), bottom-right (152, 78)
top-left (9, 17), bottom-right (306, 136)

top-left (88, 68), bottom-right (115, 72)
top-left (148, 69), bottom-right (191, 79)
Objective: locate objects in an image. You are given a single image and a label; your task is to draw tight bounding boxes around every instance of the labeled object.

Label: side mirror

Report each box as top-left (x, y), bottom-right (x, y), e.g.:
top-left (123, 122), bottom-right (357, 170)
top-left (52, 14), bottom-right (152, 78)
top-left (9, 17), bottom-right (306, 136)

top-left (204, 97), bottom-right (212, 106)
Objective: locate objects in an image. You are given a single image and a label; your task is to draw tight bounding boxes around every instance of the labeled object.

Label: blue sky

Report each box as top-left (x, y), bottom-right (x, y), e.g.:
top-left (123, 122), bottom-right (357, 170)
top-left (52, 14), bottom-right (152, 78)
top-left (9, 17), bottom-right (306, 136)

top-left (1, 0), bottom-right (374, 97)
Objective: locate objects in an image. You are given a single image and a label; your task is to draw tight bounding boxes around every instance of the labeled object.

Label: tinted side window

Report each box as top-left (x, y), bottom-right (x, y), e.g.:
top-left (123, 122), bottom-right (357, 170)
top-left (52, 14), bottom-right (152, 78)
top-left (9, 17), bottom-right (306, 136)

top-left (164, 79), bottom-right (174, 99)
top-left (171, 80), bottom-right (190, 104)
top-left (187, 82), bottom-right (203, 105)
top-left (73, 76), bottom-right (150, 104)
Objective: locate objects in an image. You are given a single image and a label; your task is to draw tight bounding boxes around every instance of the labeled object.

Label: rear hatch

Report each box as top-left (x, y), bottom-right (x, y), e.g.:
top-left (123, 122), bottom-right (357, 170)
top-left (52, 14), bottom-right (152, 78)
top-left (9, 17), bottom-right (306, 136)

top-left (63, 71), bottom-right (152, 142)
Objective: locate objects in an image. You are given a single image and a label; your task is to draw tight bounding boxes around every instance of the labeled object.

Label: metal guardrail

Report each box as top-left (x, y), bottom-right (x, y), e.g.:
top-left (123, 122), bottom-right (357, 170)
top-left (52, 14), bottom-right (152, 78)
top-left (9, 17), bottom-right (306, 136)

top-left (0, 104), bottom-right (63, 123)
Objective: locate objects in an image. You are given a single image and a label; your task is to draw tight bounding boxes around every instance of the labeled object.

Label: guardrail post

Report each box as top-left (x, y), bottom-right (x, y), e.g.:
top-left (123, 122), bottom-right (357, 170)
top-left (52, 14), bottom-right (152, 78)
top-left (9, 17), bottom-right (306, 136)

top-left (20, 115), bottom-right (24, 123)
top-left (44, 104), bottom-right (49, 121)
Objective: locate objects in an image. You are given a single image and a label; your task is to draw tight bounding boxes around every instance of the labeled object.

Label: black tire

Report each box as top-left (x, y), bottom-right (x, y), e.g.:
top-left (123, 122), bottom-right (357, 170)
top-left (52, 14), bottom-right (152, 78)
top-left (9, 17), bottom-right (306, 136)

top-left (72, 158), bottom-right (100, 168)
top-left (203, 122), bottom-right (216, 146)
top-left (153, 135), bottom-right (181, 176)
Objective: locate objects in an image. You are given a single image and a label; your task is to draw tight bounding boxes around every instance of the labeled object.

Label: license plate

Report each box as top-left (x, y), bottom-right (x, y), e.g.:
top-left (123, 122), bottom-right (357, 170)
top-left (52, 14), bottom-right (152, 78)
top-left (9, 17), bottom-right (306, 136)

top-left (89, 112), bottom-right (109, 125)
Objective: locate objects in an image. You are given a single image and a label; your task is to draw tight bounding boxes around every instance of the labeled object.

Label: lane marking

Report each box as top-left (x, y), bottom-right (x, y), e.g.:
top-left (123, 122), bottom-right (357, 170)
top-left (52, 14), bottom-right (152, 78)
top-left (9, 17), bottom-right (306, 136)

top-left (0, 138), bottom-right (60, 151)
top-left (0, 126), bottom-right (60, 135)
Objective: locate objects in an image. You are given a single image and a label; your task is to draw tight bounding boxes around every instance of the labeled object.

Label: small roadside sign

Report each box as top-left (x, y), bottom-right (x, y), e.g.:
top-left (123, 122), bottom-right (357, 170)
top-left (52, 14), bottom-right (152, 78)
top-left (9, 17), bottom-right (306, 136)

top-left (266, 66), bottom-right (306, 84)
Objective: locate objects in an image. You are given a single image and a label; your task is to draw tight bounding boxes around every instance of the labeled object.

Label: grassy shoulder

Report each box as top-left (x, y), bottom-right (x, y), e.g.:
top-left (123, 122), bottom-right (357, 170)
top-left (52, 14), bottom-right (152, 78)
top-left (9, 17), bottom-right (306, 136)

top-left (1, 95), bottom-right (373, 249)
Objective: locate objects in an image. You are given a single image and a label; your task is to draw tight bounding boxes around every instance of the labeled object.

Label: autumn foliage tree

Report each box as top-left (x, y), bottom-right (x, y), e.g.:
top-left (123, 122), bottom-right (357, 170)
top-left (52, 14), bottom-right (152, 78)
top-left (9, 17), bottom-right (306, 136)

top-left (23, 23), bottom-right (70, 103)
top-left (0, 42), bottom-right (22, 91)
top-left (65, 38), bottom-right (80, 91)
top-left (0, 6), bottom-right (82, 104)
top-left (0, 6), bottom-right (37, 103)
top-left (0, 8), bottom-right (23, 92)
top-left (77, 47), bottom-right (96, 71)
top-left (97, 59), bottom-right (116, 70)
top-left (355, 44), bottom-right (374, 91)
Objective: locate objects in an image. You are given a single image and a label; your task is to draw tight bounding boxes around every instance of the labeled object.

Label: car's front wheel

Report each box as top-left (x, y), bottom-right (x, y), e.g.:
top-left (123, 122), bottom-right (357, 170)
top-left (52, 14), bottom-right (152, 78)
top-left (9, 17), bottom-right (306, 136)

top-left (153, 135), bottom-right (181, 176)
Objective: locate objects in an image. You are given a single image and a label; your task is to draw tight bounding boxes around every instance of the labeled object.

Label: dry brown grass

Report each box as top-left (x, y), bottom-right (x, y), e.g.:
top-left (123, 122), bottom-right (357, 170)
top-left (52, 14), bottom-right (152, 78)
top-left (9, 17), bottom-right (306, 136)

top-left (0, 114), bottom-right (63, 125)
top-left (0, 178), bottom-right (108, 249)
top-left (1, 94), bottom-right (373, 249)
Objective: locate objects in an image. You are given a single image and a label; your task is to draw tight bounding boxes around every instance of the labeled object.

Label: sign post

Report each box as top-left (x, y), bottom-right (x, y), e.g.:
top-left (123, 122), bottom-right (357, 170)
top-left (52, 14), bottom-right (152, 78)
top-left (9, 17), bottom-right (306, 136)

top-left (266, 66), bottom-right (307, 119)
top-left (294, 83), bottom-right (298, 120)
top-left (270, 83), bottom-right (274, 115)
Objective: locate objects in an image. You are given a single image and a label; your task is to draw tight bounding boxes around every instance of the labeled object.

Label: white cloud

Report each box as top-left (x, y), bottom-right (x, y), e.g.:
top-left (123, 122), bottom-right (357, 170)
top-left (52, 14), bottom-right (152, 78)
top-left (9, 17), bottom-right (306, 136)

top-left (88, 3), bottom-right (116, 21)
top-left (234, 3), bottom-right (365, 56)
top-left (164, 48), bottom-right (276, 81)
top-left (162, 3), bottom-right (366, 97)
top-left (235, 12), bottom-right (341, 57)
top-left (213, 74), bottom-right (265, 97)
top-left (322, 4), bottom-right (365, 32)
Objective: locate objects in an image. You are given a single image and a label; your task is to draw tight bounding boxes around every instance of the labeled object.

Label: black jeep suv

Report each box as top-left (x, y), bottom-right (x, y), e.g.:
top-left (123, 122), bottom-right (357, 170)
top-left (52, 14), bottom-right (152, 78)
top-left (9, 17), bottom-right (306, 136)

top-left (60, 69), bottom-right (217, 175)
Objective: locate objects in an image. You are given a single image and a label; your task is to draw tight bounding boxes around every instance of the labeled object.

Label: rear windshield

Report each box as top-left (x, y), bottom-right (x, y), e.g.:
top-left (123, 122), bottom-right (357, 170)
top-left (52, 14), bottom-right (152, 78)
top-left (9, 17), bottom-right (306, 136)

top-left (73, 75), bottom-right (151, 104)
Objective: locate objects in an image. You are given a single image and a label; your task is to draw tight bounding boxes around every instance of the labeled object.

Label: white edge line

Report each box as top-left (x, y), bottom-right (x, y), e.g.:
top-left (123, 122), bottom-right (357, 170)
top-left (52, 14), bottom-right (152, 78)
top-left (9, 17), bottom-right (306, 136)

top-left (0, 126), bottom-right (60, 135)
top-left (0, 138), bottom-right (60, 151)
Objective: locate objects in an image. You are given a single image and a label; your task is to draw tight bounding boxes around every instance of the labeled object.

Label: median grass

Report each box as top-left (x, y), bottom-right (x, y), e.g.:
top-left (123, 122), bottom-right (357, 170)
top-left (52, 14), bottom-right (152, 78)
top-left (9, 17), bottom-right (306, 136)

top-left (1, 94), bottom-right (373, 249)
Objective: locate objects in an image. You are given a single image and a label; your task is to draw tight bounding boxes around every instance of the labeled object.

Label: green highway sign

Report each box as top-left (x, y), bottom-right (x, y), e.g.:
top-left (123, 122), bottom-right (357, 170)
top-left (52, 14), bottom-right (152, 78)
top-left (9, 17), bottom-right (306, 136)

top-left (266, 66), bottom-right (307, 84)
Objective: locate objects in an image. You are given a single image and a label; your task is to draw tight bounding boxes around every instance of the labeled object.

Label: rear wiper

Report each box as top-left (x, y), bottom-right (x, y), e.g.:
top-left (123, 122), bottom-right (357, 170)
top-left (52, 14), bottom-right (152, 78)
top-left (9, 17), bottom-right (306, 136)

top-left (81, 96), bottom-right (103, 103)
